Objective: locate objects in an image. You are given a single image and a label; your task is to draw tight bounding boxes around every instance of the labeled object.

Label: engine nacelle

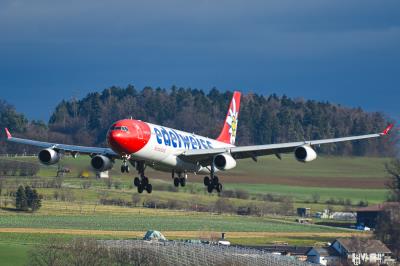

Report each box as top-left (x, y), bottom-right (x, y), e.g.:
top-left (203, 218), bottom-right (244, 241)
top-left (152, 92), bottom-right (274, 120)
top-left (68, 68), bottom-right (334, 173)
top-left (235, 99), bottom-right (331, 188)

top-left (213, 153), bottom-right (237, 171)
top-left (294, 145), bottom-right (317, 163)
top-left (91, 155), bottom-right (114, 172)
top-left (38, 149), bottom-right (60, 165)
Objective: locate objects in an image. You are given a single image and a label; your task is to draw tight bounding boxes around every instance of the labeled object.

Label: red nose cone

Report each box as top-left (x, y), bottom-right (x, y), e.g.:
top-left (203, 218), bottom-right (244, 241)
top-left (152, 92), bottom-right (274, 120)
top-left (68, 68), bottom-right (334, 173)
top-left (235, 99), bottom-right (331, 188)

top-left (107, 119), bottom-right (151, 155)
top-left (107, 130), bottom-right (125, 153)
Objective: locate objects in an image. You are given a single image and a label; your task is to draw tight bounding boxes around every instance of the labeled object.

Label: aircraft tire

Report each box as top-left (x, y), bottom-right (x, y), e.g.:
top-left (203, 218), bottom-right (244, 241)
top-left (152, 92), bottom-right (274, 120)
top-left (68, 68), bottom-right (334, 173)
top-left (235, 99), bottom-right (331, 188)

top-left (207, 184), bottom-right (213, 193)
top-left (216, 183), bottom-right (223, 193)
top-left (121, 165), bottom-right (125, 173)
top-left (204, 176), bottom-right (210, 186)
top-left (134, 177), bottom-right (140, 187)
top-left (137, 185), bottom-right (144, 194)
top-left (125, 165), bottom-right (129, 173)
top-left (180, 178), bottom-right (186, 187)
top-left (146, 183), bottom-right (153, 193)
top-left (212, 176), bottom-right (219, 186)
top-left (174, 178), bottom-right (180, 187)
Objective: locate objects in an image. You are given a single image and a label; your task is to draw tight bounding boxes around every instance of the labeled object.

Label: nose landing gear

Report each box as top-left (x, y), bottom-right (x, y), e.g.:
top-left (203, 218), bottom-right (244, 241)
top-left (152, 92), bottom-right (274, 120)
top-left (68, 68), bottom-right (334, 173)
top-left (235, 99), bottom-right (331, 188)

top-left (121, 155), bottom-right (130, 173)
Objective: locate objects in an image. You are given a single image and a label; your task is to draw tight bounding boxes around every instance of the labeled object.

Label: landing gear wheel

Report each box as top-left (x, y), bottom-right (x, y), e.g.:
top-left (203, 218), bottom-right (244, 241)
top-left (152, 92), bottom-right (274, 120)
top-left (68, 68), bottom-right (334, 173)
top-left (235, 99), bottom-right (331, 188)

top-left (207, 184), bottom-right (214, 193)
top-left (174, 178), bottom-right (180, 187)
top-left (121, 165), bottom-right (125, 173)
top-left (137, 185), bottom-right (144, 194)
top-left (204, 176), bottom-right (210, 186)
top-left (180, 178), bottom-right (186, 187)
top-left (146, 184), bottom-right (153, 193)
top-left (142, 177), bottom-right (149, 186)
top-left (125, 165), bottom-right (129, 173)
top-left (216, 183), bottom-right (223, 193)
top-left (212, 176), bottom-right (219, 186)
top-left (134, 177), bottom-right (140, 187)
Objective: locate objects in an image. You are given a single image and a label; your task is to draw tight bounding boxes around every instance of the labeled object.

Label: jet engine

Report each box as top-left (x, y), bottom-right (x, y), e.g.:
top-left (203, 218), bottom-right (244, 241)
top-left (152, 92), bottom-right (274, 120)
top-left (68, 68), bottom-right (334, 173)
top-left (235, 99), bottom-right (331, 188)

top-left (91, 155), bottom-right (114, 171)
top-left (294, 145), bottom-right (317, 162)
top-left (38, 148), bottom-right (61, 165)
top-left (213, 153), bottom-right (237, 171)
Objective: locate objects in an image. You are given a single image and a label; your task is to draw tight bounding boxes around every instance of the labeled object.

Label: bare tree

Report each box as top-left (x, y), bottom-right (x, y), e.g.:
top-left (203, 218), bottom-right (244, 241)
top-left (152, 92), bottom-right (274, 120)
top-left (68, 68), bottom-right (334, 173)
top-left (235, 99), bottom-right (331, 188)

top-left (131, 193), bottom-right (141, 207)
top-left (385, 158), bottom-right (400, 202)
top-left (28, 238), bottom-right (67, 266)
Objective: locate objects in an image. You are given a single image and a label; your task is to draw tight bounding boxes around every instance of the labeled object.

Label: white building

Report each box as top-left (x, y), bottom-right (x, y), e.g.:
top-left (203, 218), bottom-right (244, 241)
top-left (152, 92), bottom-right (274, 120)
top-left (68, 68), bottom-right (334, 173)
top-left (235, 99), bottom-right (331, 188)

top-left (306, 247), bottom-right (340, 265)
top-left (307, 238), bottom-right (395, 266)
top-left (331, 238), bottom-right (394, 265)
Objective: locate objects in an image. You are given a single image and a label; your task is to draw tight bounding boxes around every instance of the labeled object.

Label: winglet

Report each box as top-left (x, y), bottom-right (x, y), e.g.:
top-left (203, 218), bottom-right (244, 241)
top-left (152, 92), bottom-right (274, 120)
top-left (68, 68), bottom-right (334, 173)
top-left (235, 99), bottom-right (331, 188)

top-left (381, 124), bottom-right (394, 135)
top-left (5, 128), bottom-right (12, 139)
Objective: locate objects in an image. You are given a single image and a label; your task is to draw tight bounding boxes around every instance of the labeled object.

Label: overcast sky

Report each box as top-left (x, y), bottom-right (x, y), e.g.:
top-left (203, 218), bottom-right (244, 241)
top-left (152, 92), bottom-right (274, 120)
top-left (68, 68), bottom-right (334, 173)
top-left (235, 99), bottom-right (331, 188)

top-left (0, 0), bottom-right (399, 121)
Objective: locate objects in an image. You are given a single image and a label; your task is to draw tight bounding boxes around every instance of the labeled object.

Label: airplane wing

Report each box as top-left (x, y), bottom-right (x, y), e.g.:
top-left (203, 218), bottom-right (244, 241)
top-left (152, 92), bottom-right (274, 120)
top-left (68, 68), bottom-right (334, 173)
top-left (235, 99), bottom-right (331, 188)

top-left (179, 124), bottom-right (394, 164)
top-left (4, 128), bottom-right (118, 157)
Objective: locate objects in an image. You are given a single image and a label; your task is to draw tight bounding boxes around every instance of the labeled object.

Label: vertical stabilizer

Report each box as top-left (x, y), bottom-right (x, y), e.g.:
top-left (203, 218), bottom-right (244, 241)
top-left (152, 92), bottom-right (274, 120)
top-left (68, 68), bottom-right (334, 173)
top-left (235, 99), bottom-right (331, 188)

top-left (216, 91), bottom-right (241, 145)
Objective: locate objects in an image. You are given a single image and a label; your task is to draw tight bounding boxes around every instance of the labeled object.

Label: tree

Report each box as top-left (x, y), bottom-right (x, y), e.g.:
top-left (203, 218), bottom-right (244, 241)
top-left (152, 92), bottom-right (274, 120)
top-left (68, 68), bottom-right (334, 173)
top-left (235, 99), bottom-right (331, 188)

top-left (374, 158), bottom-right (400, 260)
top-left (0, 178), bottom-right (4, 196)
top-left (132, 193), bottom-right (141, 207)
top-left (25, 185), bottom-right (33, 207)
top-left (15, 185), bottom-right (42, 212)
top-left (375, 205), bottom-right (400, 260)
top-left (15, 185), bottom-right (28, 211)
top-left (385, 158), bottom-right (400, 202)
top-left (311, 192), bottom-right (320, 203)
top-left (30, 189), bottom-right (42, 211)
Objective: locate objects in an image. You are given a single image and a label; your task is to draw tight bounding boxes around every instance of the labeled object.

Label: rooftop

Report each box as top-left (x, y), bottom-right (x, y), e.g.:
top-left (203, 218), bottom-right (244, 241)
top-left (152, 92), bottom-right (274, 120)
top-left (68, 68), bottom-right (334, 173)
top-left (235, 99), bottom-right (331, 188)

top-left (335, 238), bottom-right (392, 254)
top-left (309, 246), bottom-right (340, 257)
top-left (356, 202), bottom-right (400, 212)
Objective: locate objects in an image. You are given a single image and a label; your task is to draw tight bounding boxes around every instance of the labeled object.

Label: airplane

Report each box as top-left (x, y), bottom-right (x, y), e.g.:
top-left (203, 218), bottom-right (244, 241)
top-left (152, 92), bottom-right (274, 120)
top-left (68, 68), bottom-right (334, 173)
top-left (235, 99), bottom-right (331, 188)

top-left (4, 91), bottom-right (394, 194)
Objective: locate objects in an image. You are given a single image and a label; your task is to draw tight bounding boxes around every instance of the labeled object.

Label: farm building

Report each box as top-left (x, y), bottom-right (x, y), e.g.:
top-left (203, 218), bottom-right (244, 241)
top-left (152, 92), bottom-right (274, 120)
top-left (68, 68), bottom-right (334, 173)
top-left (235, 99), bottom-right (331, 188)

top-left (331, 238), bottom-right (395, 265)
top-left (307, 238), bottom-right (395, 265)
top-left (356, 202), bottom-right (400, 228)
top-left (306, 246), bottom-right (340, 265)
top-left (297, 207), bottom-right (311, 217)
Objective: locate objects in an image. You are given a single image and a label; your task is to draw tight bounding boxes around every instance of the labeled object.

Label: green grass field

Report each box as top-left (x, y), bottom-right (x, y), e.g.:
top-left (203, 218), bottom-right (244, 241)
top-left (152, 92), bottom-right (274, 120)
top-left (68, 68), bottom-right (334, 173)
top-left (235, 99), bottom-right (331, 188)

top-left (8, 154), bottom-right (390, 204)
top-left (232, 155), bottom-right (389, 179)
top-left (0, 155), bottom-right (390, 265)
top-left (224, 183), bottom-right (387, 204)
top-left (0, 209), bottom-right (346, 233)
top-left (0, 243), bottom-right (30, 266)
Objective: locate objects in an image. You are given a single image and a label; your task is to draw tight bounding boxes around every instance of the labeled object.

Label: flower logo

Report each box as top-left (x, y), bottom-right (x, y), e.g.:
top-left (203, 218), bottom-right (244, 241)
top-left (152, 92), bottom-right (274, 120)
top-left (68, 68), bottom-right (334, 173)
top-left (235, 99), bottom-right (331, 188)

top-left (226, 98), bottom-right (238, 145)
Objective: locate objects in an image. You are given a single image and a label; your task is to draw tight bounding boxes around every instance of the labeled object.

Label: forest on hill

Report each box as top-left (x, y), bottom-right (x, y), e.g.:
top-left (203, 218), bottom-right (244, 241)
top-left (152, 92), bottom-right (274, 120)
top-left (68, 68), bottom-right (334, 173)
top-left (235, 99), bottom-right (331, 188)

top-left (0, 86), bottom-right (397, 156)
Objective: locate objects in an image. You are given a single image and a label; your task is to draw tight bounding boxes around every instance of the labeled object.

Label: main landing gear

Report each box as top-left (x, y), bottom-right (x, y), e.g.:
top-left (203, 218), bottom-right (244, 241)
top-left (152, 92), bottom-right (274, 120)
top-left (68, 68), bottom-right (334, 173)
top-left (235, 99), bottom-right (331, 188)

top-left (172, 171), bottom-right (187, 187)
top-left (132, 161), bottom-right (152, 194)
top-left (203, 164), bottom-right (222, 193)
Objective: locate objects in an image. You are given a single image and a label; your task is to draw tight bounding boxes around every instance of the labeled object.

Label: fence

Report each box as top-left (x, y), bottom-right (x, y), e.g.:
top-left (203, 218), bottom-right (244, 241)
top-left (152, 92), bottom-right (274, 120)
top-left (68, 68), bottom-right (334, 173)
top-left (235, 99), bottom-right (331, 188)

top-left (100, 240), bottom-right (315, 266)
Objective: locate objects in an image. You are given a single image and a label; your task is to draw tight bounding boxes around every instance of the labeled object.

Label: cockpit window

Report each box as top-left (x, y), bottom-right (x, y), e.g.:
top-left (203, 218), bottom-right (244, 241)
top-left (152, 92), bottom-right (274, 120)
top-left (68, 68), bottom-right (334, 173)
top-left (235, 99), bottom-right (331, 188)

top-left (111, 126), bottom-right (129, 132)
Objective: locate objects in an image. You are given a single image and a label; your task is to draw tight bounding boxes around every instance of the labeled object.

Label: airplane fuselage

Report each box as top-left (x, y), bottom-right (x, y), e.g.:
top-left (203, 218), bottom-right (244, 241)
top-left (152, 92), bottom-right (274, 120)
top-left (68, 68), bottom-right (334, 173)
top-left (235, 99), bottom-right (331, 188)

top-left (107, 119), bottom-right (233, 173)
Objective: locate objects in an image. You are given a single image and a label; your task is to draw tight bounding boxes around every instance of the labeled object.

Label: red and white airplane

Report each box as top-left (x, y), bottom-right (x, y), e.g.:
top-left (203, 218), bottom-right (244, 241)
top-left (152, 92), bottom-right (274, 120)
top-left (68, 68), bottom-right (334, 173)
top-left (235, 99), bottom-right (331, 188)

top-left (5, 91), bottom-right (394, 194)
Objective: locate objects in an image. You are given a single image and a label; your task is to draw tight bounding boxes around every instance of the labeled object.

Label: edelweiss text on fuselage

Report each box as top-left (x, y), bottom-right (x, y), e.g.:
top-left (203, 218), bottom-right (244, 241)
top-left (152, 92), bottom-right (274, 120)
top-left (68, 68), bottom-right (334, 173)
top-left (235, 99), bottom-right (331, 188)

top-left (154, 127), bottom-right (214, 150)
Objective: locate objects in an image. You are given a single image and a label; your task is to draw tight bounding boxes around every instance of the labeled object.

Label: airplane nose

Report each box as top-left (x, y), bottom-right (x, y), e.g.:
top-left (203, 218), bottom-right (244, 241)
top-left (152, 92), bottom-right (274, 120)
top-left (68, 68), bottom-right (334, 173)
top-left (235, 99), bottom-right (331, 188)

top-left (108, 130), bottom-right (123, 147)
